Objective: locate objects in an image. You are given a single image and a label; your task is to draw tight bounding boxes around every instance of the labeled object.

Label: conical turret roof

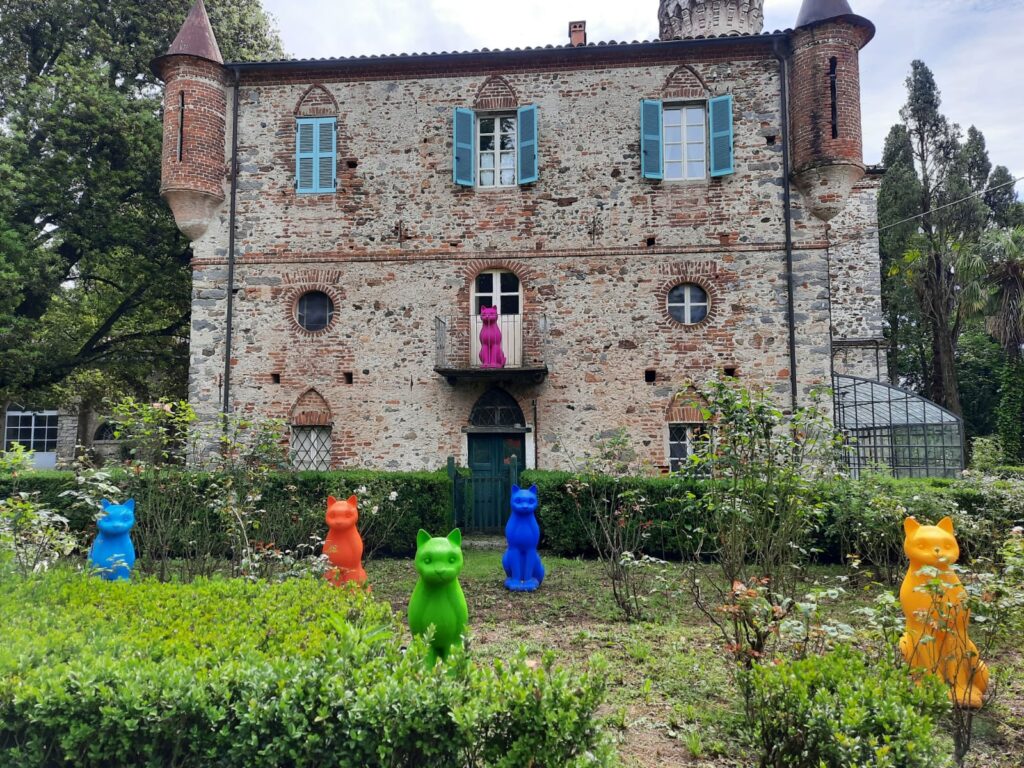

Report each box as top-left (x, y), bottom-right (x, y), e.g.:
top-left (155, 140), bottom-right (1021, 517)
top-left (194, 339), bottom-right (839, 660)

top-left (152, 0), bottom-right (223, 78)
top-left (795, 0), bottom-right (874, 44)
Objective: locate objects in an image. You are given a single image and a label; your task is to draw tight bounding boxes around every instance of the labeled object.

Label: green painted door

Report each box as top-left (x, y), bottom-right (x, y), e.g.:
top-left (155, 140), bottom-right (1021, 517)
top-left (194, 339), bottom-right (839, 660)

top-left (467, 433), bottom-right (525, 533)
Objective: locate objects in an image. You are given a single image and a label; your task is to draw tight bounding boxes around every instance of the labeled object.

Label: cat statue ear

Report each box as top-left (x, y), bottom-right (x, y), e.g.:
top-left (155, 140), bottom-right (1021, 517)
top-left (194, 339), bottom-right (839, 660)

top-left (529, 484), bottom-right (538, 494)
top-left (327, 495), bottom-right (337, 506)
top-left (937, 516), bottom-right (955, 534)
top-left (100, 498), bottom-right (111, 511)
top-left (416, 529), bottom-right (431, 548)
top-left (124, 499), bottom-right (135, 512)
top-left (511, 484), bottom-right (520, 494)
top-left (447, 528), bottom-right (462, 547)
top-left (347, 494), bottom-right (357, 507)
top-left (903, 517), bottom-right (920, 536)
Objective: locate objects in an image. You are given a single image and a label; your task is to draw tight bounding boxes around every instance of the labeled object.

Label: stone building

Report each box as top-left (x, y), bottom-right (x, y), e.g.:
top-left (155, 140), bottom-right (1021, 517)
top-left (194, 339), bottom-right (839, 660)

top-left (153, 0), bottom-right (914, 490)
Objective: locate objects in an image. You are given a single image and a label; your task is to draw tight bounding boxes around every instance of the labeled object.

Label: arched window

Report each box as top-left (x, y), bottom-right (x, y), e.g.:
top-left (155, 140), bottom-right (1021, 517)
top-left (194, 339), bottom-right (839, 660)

top-left (94, 422), bottom-right (117, 441)
top-left (470, 388), bottom-right (525, 428)
top-left (470, 269), bottom-right (523, 367)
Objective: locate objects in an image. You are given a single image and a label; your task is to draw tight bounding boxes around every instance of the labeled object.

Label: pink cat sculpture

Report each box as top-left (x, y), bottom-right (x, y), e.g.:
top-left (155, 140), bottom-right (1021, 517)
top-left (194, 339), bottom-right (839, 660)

top-left (478, 306), bottom-right (506, 369)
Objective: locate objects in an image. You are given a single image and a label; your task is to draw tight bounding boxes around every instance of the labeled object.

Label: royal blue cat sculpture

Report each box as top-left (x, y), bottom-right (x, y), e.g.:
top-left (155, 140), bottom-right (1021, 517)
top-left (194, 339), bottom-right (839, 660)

top-left (88, 498), bottom-right (136, 581)
top-left (502, 484), bottom-right (545, 592)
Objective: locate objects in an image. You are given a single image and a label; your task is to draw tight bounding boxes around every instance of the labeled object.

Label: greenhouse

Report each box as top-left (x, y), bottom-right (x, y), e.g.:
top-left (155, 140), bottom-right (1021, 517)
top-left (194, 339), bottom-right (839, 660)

top-left (833, 375), bottom-right (965, 479)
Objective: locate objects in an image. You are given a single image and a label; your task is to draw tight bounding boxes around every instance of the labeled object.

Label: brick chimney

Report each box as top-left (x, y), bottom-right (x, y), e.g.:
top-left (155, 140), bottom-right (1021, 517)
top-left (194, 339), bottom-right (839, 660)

top-left (569, 20), bottom-right (586, 46)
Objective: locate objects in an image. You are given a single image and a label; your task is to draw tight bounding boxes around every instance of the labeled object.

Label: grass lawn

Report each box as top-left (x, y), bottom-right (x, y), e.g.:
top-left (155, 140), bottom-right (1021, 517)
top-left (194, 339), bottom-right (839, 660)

top-left (368, 545), bottom-right (1024, 768)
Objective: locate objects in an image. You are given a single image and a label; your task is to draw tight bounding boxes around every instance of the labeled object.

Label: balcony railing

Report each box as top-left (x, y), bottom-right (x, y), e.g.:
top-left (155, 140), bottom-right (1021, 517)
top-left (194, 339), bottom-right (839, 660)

top-left (434, 313), bottom-right (548, 384)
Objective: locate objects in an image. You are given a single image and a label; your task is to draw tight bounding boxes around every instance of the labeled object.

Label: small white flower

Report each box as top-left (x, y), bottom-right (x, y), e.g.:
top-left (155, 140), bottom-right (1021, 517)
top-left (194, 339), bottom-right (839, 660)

top-left (388, 491), bottom-right (398, 501)
top-left (357, 485), bottom-right (368, 495)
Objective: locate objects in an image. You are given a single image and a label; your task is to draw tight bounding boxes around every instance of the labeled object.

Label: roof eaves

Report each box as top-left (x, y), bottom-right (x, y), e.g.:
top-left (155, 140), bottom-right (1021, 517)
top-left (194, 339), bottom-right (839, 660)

top-left (224, 30), bottom-right (792, 72)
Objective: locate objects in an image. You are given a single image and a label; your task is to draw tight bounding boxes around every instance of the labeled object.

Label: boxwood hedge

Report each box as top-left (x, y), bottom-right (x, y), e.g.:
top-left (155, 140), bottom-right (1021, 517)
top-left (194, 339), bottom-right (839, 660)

top-left (0, 572), bottom-right (613, 768)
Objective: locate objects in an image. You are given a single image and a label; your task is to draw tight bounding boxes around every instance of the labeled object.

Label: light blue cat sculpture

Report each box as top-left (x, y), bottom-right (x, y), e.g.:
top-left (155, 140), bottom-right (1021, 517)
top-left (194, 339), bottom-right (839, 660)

top-left (88, 498), bottom-right (136, 581)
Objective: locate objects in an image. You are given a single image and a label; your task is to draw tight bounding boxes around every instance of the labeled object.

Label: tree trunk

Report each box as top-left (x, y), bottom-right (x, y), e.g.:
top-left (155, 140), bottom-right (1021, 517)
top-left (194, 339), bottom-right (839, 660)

top-left (929, 311), bottom-right (963, 416)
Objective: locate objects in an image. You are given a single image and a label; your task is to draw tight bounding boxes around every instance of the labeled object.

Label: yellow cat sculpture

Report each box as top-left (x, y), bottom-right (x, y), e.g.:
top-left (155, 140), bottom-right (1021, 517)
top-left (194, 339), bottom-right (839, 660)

top-left (899, 516), bottom-right (989, 709)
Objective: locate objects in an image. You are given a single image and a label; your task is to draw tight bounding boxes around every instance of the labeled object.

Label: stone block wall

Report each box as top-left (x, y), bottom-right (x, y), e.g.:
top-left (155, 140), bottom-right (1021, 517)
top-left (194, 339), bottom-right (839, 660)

top-left (183, 44), bottom-right (879, 471)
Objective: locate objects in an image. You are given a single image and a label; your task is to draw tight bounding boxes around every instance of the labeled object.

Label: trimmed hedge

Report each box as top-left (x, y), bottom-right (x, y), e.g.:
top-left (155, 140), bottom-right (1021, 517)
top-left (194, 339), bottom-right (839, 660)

top-left (520, 469), bottom-right (1023, 566)
top-left (0, 571), bottom-right (613, 768)
top-left (0, 469), bottom-right (453, 561)
top-left (4, 466), bottom-right (1020, 569)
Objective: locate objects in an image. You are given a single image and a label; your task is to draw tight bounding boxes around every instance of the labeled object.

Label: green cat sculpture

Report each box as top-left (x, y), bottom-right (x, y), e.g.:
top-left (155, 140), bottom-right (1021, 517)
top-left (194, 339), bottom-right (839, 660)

top-left (407, 528), bottom-right (468, 666)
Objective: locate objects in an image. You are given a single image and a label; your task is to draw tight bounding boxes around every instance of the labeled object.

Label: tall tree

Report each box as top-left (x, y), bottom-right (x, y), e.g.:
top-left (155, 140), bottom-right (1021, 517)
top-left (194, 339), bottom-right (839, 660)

top-left (878, 124), bottom-right (927, 387)
top-left (0, 0), bottom-right (282, 408)
top-left (976, 227), bottom-right (1024, 460)
top-left (896, 62), bottom-right (992, 414)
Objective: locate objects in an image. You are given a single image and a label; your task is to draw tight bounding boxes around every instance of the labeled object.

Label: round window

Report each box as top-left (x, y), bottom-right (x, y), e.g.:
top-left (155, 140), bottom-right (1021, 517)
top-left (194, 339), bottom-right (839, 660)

top-left (296, 291), bottom-right (334, 332)
top-left (667, 283), bottom-right (709, 325)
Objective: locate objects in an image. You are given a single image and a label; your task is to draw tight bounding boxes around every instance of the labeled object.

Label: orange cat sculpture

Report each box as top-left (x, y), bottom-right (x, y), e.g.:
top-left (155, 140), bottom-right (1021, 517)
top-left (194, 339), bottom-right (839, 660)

top-left (323, 495), bottom-right (368, 586)
top-left (899, 516), bottom-right (989, 709)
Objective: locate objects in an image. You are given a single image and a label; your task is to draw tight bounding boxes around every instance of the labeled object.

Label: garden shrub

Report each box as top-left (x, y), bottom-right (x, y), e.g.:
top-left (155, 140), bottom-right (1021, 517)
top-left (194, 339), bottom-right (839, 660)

top-left (0, 571), bottom-right (612, 768)
top-left (749, 648), bottom-right (948, 768)
top-left (0, 469), bottom-right (452, 570)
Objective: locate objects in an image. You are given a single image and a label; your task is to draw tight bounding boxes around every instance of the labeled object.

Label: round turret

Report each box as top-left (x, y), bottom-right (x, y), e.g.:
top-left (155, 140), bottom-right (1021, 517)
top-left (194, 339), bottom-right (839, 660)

top-left (658, 0), bottom-right (764, 40)
top-left (788, 0), bottom-right (874, 221)
top-left (151, 0), bottom-right (227, 241)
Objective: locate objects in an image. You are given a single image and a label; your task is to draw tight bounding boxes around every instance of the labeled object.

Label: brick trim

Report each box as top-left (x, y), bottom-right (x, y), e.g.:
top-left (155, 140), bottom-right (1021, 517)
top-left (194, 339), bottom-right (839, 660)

top-left (191, 242), bottom-right (831, 268)
top-left (281, 273), bottom-right (346, 337)
top-left (654, 261), bottom-right (728, 329)
top-left (294, 83), bottom-right (340, 116)
top-left (665, 405), bottom-right (706, 423)
top-left (289, 388), bottom-right (333, 426)
top-left (661, 64), bottom-right (709, 100)
top-left (473, 75), bottom-right (519, 111)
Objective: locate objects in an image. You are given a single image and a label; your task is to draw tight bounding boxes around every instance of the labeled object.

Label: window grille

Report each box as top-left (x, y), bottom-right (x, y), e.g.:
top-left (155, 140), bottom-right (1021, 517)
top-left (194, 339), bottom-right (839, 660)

top-left (290, 426), bottom-right (332, 471)
top-left (470, 389), bottom-right (525, 428)
top-left (4, 410), bottom-right (58, 453)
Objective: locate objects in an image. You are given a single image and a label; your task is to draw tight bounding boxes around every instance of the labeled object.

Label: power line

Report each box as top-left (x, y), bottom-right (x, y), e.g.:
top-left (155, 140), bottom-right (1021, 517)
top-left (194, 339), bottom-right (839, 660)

top-left (831, 174), bottom-right (1022, 246)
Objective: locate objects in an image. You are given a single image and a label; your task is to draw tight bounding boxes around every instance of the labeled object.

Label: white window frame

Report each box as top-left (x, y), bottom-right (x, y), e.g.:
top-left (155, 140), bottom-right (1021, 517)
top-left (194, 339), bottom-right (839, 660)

top-left (663, 104), bottom-right (707, 181)
top-left (667, 422), bottom-right (704, 472)
top-left (667, 283), bottom-right (710, 325)
top-left (472, 269), bottom-right (522, 316)
top-left (470, 269), bottom-right (524, 367)
top-left (4, 410), bottom-right (59, 454)
top-left (477, 113), bottom-right (517, 188)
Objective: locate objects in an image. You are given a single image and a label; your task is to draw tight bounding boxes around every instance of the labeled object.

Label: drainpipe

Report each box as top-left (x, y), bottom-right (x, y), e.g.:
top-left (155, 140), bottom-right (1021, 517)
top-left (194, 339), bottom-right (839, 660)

top-left (223, 66), bottom-right (240, 415)
top-left (773, 40), bottom-right (800, 413)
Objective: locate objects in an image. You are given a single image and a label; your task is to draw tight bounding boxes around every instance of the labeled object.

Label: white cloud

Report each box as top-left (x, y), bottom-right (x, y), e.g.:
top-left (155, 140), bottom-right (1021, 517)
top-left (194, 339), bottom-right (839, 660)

top-left (261, 0), bottom-right (1023, 192)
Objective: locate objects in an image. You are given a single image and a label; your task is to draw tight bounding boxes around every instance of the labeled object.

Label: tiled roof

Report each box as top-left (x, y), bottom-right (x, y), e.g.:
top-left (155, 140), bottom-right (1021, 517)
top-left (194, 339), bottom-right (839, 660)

top-left (226, 30), bottom-right (792, 68)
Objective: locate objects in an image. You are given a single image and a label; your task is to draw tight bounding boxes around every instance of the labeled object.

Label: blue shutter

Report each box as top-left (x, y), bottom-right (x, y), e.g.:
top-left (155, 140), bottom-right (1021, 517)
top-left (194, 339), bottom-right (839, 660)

top-left (517, 104), bottom-right (538, 185)
top-left (708, 94), bottom-right (735, 177)
top-left (453, 107), bottom-right (475, 187)
top-left (640, 99), bottom-right (663, 180)
top-left (316, 118), bottom-right (337, 193)
top-left (296, 117), bottom-right (336, 193)
top-left (296, 119), bottom-right (315, 192)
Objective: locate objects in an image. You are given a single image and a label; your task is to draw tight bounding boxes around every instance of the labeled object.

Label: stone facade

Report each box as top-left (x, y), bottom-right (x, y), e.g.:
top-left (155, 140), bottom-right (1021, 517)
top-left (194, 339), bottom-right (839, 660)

top-left (162, 1), bottom-right (885, 472)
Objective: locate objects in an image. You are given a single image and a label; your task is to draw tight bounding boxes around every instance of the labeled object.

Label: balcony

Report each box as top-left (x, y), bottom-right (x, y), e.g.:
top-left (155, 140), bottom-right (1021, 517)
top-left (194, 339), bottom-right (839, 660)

top-left (434, 313), bottom-right (549, 385)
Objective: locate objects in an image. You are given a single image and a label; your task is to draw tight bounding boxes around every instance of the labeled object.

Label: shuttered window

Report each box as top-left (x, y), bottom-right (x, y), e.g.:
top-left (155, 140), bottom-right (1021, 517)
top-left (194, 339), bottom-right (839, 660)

top-left (453, 105), bottom-right (540, 187)
top-left (641, 96), bottom-right (735, 180)
top-left (295, 117), bottom-right (336, 194)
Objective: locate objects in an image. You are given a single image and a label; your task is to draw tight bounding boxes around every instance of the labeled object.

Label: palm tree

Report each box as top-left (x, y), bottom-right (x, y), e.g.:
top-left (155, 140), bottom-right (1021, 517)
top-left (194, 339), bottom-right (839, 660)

top-left (977, 226), bottom-right (1024, 462)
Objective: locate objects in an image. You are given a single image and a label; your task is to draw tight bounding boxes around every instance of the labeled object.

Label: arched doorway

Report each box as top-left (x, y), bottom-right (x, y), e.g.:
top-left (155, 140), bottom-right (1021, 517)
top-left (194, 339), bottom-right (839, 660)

top-left (465, 388), bottom-right (527, 532)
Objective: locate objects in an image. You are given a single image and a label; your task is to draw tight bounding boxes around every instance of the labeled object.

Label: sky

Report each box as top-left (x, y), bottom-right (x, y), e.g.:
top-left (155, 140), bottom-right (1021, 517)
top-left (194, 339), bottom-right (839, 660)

top-left (260, 0), bottom-right (1024, 192)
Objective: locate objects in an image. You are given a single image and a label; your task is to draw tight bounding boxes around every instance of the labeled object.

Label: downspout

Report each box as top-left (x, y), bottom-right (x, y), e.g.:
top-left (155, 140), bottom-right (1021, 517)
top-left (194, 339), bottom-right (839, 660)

top-left (223, 66), bottom-right (240, 415)
top-left (773, 40), bottom-right (800, 413)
